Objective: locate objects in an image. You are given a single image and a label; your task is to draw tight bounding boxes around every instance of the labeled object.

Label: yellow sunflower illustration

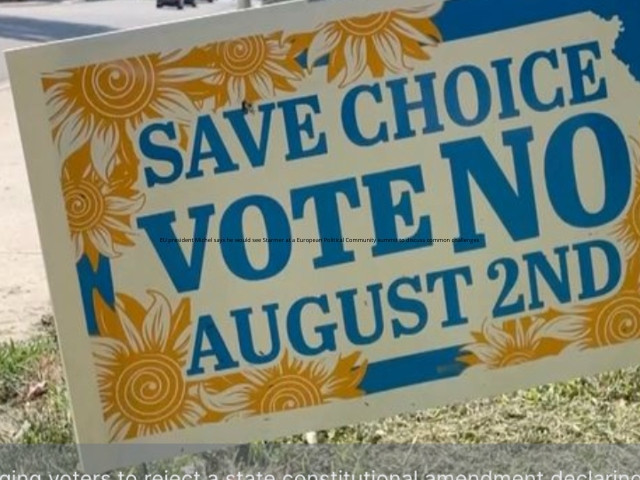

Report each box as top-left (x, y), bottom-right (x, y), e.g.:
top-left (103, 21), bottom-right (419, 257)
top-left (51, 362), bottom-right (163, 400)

top-left (93, 290), bottom-right (204, 441)
top-left (460, 316), bottom-right (583, 369)
top-left (42, 50), bottom-right (210, 178)
top-left (203, 32), bottom-right (303, 108)
top-left (198, 351), bottom-right (367, 419)
top-left (297, 5), bottom-right (442, 87)
top-left (568, 291), bottom-right (640, 350)
top-left (62, 146), bottom-right (144, 267)
top-left (613, 137), bottom-right (640, 257)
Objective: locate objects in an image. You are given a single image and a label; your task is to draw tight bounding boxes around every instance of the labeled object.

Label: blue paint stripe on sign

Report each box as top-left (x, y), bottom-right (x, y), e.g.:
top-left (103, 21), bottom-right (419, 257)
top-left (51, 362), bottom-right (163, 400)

top-left (359, 345), bottom-right (469, 394)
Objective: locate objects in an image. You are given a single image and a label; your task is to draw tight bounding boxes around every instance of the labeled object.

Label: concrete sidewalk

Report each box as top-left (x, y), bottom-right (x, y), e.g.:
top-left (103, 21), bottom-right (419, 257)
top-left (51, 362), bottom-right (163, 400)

top-left (0, 83), bottom-right (50, 341)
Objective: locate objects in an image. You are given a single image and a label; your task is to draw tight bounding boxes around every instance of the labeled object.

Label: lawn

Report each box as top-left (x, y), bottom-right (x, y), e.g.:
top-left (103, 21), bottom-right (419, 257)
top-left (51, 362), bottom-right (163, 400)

top-left (2, 323), bottom-right (640, 472)
top-left (0, 318), bottom-right (640, 480)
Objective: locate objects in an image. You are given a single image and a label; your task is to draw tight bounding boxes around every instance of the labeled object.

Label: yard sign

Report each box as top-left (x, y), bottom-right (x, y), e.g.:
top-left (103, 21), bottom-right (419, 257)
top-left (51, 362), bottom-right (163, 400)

top-left (6, 0), bottom-right (640, 472)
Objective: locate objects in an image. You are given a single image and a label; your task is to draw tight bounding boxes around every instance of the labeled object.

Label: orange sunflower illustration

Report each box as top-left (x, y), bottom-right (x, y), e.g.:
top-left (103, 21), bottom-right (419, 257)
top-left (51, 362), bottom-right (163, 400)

top-left (93, 290), bottom-right (204, 441)
top-left (203, 32), bottom-right (303, 108)
top-left (460, 316), bottom-right (583, 369)
top-left (43, 50), bottom-right (210, 178)
top-left (198, 351), bottom-right (367, 419)
top-left (62, 146), bottom-right (144, 266)
top-left (297, 5), bottom-right (442, 87)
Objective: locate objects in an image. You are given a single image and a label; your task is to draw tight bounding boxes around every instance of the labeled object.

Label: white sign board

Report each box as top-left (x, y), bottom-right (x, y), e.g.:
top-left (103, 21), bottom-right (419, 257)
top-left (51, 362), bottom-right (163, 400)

top-left (6, 0), bottom-right (640, 472)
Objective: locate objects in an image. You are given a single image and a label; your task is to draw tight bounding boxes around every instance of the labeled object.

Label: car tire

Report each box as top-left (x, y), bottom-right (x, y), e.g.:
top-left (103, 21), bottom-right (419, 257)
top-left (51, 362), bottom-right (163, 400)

top-left (177, 0), bottom-right (184, 8)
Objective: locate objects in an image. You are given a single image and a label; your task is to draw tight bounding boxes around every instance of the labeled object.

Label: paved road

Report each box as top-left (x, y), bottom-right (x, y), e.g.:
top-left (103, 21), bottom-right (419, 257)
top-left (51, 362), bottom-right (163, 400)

top-left (0, 0), bottom-right (243, 341)
top-left (0, 0), bottom-right (240, 83)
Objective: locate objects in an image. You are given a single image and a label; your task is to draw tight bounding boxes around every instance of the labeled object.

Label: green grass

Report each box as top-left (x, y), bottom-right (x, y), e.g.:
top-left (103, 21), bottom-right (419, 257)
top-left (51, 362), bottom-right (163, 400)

top-left (18, 379), bottom-right (73, 444)
top-left (0, 335), bottom-right (56, 403)
top-left (0, 331), bottom-right (73, 444)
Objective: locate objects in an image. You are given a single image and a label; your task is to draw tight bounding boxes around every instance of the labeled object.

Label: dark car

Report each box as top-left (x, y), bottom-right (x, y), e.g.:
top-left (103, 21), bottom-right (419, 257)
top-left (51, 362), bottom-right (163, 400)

top-left (157, 0), bottom-right (197, 9)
